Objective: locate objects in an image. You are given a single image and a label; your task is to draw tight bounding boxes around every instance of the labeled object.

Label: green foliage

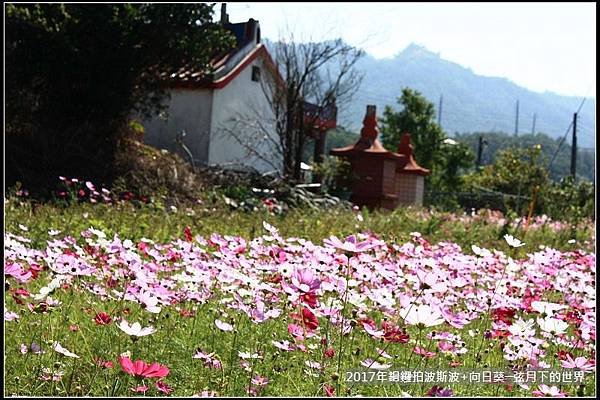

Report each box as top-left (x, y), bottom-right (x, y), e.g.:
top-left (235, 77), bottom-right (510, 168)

top-left (309, 155), bottom-right (352, 195)
top-left (466, 145), bottom-right (549, 197)
top-left (302, 127), bottom-right (359, 163)
top-left (464, 145), bottom-right (549, 215)
top-left (379, 88), bottom-right (445, 170)
top-left (378, 87), bottom-right (475, 194)
top-left (6, 3), bottom-right (235, 193)
top-left (455, 131), bottom-right (595, 182)
top-left (542, 176), bottom-right (595, 222)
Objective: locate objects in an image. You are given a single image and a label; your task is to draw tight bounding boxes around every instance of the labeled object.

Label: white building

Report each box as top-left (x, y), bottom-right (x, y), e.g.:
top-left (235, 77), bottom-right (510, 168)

top-left (142, 5), bottom-right (283, 174)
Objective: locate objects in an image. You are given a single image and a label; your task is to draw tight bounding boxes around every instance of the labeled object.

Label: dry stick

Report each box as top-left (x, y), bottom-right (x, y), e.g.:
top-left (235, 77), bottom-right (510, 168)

top-left (523, 186), bottom-right (540, 233)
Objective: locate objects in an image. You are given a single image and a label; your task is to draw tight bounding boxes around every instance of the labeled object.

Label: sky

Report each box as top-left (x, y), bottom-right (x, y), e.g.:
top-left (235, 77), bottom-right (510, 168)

top-left (216, 2), bottom-right (596, 98)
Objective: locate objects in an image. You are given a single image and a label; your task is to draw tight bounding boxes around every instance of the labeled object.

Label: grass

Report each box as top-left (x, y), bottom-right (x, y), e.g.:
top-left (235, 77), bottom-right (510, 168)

top-left (4, 196), bottom-right (595, 254)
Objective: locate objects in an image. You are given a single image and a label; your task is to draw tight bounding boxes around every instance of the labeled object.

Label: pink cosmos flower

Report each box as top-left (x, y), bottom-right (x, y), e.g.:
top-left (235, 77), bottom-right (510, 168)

top-left (414, 346), bottom-right (436, 358)
top-left (195, 391), bottom-right (217, 397)
top-left (155, 380), bottom-right (174, 394)
top-left (94, 312), bottom-right (112, 325)
top-left (119, 356), bottom-right (169, 379)
top-left (324, 348), bottom-right (335, 358)
top-left (561, 355), bottom-right (595, 372)
top-left (5, 263), bottom-right (32, 283)
top-left (438, 341), bottom-right (457, 354)
top-left (137, 290), bottom-right (162, 313)
top-left (215, 319), bottom-right (234, 332)
top-left (251, 375), bottom-right (269, 386)
top-left (323, 235), bottom-right (373, 253)
top-left (291, 268), bottom-right (321, 293)
top-left (95, 359), bottom-right (114, 369)
top-left (130, 386), bottom-right (149, 393)
top-left (324, 384), bottom-right (335, 397)
top-left (246, 386), bottom-right (258, 396)
top-left (5, 310), bottom-right (19, 321)
top-left (288, 323), bottom-right (305, 341)
top-left (532, 384), bottom-right (566, 397)
top-left (363, 322), bottom-right (384, 338)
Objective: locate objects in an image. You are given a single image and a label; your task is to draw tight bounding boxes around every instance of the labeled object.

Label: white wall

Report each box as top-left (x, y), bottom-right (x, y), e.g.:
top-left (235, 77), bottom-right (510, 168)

top-left (209, 55), bottom-right (282, 174)
top-left (141, 89), bottom-right (213, 166)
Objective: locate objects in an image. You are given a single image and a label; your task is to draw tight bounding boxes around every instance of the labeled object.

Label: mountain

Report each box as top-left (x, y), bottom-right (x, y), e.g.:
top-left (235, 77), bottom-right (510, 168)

top-left (341, 44), bottom-right (595, 148)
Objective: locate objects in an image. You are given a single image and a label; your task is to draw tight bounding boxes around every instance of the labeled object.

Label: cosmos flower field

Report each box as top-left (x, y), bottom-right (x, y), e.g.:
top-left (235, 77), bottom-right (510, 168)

top-left (4, 212), bottom-right (596, 397)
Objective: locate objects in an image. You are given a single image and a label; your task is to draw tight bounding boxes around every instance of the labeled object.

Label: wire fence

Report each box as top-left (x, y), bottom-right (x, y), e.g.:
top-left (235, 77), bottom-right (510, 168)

top-left (424, 189), bottom-right (531, 214)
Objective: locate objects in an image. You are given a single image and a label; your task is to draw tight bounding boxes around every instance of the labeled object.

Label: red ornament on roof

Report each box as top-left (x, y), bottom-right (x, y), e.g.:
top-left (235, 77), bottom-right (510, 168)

top-left (396, 133), bottom-right (430, 176)
top-left (330, 105), bottom-right (404, 160)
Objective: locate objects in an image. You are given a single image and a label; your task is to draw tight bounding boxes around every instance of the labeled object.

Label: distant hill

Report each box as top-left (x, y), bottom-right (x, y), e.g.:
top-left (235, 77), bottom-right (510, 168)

top-left (264, 40), bottom-right (595, 149)
top-left (345, 44), bottom-right (596, 148)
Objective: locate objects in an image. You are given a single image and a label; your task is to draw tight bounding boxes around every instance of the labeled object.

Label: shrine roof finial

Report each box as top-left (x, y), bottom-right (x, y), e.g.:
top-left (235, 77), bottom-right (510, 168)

top-left (360, 105), bottom-right (378, 141)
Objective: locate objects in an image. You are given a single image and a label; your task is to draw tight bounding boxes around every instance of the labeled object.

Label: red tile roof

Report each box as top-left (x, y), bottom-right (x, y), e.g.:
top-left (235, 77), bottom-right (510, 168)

top-left (157, 19), bottom-right (283, 90)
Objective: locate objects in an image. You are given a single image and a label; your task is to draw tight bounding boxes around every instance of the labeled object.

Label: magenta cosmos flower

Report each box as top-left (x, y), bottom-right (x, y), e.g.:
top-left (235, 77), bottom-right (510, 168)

top-left (119, 356), bottom-right (169, 379)
top-left (291, 268), bottom-right (320, 293)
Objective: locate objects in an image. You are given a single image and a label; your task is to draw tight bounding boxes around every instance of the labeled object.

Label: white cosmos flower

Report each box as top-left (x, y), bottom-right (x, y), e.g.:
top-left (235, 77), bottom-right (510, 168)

top-left (238, 351), bottom-right (262, 359)
top-left (531, 301), bottom-right (567, 317)
top-left (400, 304), bottom-right (445, 327)
top-left (376, 348), bottom-right (392, 359)
top-left (215, 319), bottom-right (234, 332)
top-left (117, 320), bottom-right (156, 337)
top-left (138, 290), bottom-right (162, 314)
top-left (53, 342), bottom-right (80, 358)
top-left (504, 234), bottom-right (525, 248)
top-left (472, 244), bottom-right (492, 257)
top-left (508, 318), bottom-right (536, 337)
top-left (360, 358), bottom-right (391, 370)
top-left (271, 340), bottom-right (294, 351)
top-left (537, 317), bottom-right (569, 335)
top-left (33, 276), bottom-right (65, 301)
top-left (304, 360), bottom-right (322, 369)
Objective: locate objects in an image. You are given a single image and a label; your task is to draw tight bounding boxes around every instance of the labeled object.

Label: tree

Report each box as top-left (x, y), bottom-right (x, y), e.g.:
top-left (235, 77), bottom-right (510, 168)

top-left (379, 87), bottom-right (474, 192)
top-left (379, 88), bottom-right (445, 170)
top-left (464, 145), bottom-right (549, 213)
top-left (6, 4), bottom-right (235, 193)
top-left (454, 131), bottom-right (596, 182)
top-left (219, 37), bottom-right (364, 181)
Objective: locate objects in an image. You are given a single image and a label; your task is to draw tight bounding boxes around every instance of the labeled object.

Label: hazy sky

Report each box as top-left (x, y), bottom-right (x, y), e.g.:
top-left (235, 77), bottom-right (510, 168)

top-left (218, 2), bottom-right (596, 98)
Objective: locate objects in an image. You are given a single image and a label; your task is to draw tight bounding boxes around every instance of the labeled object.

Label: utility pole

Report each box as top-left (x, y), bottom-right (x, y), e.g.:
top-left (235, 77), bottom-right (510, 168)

top-left (531, 113), bottom-right (536, 134)
top-left (476, 135), bottom-right (485, 168)
top-left (571, 112), bottom-right (577, 179)
top-left (437, 95), bottom-right (443, 128)
top-left (514, 100), bottom-right (519, 136)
